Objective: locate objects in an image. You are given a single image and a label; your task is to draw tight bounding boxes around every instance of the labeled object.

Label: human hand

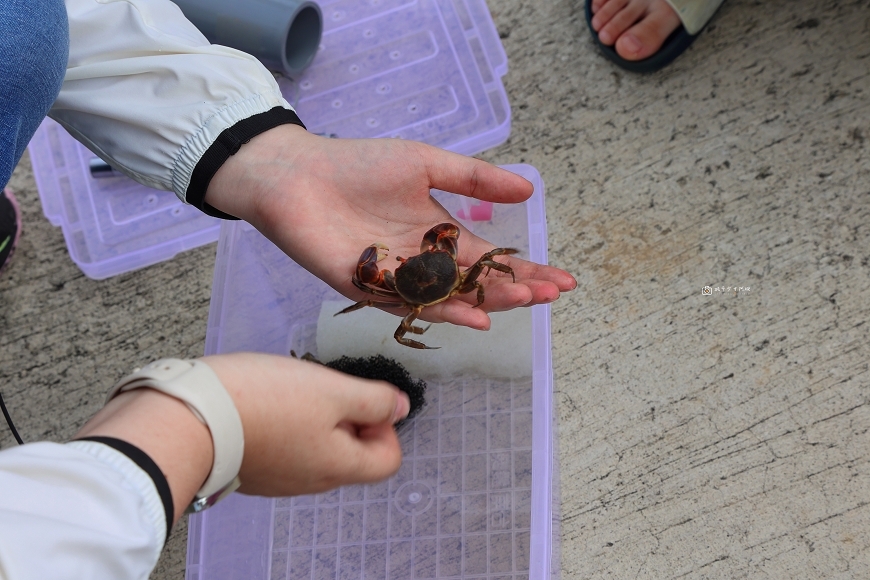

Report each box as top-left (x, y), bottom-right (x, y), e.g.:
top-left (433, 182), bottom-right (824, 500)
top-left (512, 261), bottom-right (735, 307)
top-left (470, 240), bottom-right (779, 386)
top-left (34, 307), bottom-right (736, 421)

top-left (202, 352), bottom-right (409, 497)
top-left (74, 353), bottom-right (409, 519)
top-left (205, 125), bottom-right (577, 331)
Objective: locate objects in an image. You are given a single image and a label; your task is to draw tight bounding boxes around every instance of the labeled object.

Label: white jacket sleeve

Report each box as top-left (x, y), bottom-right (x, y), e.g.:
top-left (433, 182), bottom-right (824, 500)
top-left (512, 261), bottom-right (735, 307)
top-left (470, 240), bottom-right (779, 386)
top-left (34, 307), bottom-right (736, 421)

top-left (0, 441), bottom-right (167, 580)
top-left (51, 0), bottom-right (296, 203)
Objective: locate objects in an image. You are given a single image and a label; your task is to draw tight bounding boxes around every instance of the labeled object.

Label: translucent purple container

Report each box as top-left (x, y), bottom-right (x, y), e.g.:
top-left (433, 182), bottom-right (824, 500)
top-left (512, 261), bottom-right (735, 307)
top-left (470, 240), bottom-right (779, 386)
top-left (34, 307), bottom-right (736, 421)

top-left (27, 0), bottom-right (511, 279)
top-left (27, 119), bottom-right (220, 280)
top-left (186, 164), bottom-right (559, 580)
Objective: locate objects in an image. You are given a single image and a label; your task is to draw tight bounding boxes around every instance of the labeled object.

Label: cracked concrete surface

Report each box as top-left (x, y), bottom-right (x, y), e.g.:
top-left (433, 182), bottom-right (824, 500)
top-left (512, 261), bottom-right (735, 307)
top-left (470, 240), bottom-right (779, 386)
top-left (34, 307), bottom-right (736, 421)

top-left (1, 0), bottom-right (868, 577)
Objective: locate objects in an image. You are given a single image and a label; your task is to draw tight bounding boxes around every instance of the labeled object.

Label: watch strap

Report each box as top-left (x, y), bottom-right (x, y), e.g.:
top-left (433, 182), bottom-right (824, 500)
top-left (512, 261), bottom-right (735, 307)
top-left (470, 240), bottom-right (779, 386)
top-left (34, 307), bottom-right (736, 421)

top-left (107, 359), bottom-right (244, 505)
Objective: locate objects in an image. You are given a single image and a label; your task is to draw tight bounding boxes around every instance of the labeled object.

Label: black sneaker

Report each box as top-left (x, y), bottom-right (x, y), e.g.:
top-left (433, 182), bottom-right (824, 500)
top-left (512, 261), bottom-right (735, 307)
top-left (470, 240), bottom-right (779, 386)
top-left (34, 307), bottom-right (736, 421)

top-left (0, 188), bottom-right (21, 275)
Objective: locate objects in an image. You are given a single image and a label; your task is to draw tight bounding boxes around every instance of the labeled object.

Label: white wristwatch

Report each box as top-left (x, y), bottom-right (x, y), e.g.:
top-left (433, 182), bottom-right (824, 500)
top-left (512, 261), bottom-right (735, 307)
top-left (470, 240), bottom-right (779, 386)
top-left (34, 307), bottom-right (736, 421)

top-left (107, 358), bottom-right (244, 513)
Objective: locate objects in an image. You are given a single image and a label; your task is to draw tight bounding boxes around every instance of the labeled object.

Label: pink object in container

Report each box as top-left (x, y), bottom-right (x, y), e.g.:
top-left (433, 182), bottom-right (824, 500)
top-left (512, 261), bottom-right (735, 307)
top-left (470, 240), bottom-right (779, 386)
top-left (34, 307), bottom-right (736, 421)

top-left (457, 200), bottom-right (495, 222)
top-left (186, 164), bottom-right (559, 580)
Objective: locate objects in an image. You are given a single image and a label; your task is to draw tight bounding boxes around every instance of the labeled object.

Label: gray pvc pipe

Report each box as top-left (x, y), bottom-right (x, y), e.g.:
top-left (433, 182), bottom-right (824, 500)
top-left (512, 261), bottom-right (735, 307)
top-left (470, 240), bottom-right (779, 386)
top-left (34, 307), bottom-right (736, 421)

top-left (173, 0), bottom-right (322, 77)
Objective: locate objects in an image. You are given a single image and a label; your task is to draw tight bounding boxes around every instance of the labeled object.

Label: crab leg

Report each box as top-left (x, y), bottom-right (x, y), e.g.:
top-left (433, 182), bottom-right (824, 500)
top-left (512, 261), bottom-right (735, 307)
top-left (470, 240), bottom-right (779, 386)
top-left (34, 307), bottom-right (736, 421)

top-left (460, 247), bottom-right (518, 288)
top-left (456, 280), bottom-right (486, 306)
top-left (478, 258), bottom-right (516, 281)
top-left (395, 305), bottom-right (438, 349)
top-left (351, 276), bottom-right (401, 298)
top-left (454, 248), bottom-right (518, 308)
top-left (335, 300), bottom-right (405, 316)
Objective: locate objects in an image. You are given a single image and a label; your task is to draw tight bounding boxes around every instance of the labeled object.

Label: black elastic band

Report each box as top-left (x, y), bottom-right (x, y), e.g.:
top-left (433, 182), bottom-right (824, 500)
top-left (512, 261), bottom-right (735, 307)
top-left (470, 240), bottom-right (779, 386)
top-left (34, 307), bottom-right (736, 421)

top-left (186, 106), bottom-right (306, 219)
top-left (0, 390), bottom-right (23, 445)
top-left (74, 436), bottom-right (174, 542)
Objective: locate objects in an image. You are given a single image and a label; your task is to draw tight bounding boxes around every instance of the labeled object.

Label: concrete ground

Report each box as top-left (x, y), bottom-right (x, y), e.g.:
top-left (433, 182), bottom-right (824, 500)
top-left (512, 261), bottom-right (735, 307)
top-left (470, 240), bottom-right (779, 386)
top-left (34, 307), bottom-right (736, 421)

top-left (2, 0), bottom-right (868, 577)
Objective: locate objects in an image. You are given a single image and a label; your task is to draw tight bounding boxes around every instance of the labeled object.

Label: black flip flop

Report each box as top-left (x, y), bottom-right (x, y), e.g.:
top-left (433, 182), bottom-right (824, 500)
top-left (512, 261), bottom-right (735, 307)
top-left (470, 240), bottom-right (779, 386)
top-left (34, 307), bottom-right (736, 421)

top-left (584, 1), bottom-right (720, 73)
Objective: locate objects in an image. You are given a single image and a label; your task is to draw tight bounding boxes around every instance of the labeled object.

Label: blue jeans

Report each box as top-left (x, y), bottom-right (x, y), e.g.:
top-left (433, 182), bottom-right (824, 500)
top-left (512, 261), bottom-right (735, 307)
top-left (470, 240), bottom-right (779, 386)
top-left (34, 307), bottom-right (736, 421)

top-left (0, 0), bottom-right (69, 188)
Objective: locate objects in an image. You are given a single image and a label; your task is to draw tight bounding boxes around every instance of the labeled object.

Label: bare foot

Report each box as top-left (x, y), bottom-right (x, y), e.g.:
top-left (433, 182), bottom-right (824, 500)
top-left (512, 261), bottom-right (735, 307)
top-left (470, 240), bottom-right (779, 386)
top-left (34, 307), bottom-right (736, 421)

top-left (590, 0), bottom-right (682, 61)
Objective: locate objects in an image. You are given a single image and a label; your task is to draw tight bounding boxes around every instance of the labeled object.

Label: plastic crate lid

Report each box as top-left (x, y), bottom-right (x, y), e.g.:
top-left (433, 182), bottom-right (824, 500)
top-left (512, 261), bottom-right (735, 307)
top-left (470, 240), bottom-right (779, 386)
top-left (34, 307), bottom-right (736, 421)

top-left (27, 0), bottom-right (510, 279)
top-left (186, 164), bottom-right (559, 580)
top-left (28, 119), bottom-right (220, 280)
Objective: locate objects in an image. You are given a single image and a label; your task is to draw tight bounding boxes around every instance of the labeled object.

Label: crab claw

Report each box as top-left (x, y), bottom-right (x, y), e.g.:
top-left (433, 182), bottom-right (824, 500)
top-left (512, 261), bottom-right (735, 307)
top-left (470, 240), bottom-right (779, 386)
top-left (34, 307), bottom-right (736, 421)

top-left (356, 243), bottom-right (389, 284)
top-left (372, 242), bottom-right (389, 261)
top-left (421, 222), bottom-right (459, 258)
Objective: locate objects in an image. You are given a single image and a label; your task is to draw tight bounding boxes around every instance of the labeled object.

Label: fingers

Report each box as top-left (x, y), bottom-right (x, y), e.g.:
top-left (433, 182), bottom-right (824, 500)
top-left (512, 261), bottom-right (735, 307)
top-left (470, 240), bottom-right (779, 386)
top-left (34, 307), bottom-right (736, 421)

top-left (455, 229), bottom-right (578, 292)
top-left (413, 282), bottom-right (543, 329)
top-left (335, 377), bottom-right (411, 426)
top-left (327, 375), bottom-right (410, 484)
top-left (452, 280), bottom-right (534, 312)
top-left (416, 142), bottom-right (534, 204)
top-left (357, 222), bottom-right (577, 330)
top-left (411, 251), bottom-right (577, 329)
top-left (368, 221), bottom-right (578, 329)
top-left (416, 299), bottom-right (494, 330)
top-left (499, 255), bottom-right (579, 293)
top-left (412, 278), bottom-right (563, 328)
top-left (202, 353), bottom-right (411, 495)
top-left (336, 421), bottom-right (404, 484)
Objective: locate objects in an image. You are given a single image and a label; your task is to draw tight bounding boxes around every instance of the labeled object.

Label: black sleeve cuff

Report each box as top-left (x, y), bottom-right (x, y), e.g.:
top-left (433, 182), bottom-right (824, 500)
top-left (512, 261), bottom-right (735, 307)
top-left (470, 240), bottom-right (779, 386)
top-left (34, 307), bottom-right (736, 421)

top-left (185, 106), bottom-right (307, 220)
top-left (74, 435), bottom-right (174, 543)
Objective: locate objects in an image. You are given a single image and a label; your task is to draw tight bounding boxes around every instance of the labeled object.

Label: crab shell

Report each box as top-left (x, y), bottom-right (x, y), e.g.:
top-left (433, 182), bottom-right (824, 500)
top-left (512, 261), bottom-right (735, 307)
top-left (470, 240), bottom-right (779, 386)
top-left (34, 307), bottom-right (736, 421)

top-left (392, 248), bottom-right (464, 306)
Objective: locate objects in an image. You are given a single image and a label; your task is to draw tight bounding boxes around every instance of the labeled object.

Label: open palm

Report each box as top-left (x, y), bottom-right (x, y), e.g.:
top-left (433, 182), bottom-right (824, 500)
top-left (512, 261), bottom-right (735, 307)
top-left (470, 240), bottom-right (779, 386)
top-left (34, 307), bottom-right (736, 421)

top-left (206, 125), bottom-right (576, 330)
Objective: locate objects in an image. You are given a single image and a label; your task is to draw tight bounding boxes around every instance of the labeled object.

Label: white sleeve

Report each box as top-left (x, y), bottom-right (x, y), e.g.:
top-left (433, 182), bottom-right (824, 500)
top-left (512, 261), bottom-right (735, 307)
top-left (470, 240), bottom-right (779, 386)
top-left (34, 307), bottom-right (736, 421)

top-left (0, 441), bottom-right (167, 580)
top-left (51, 0), bottom-right (295, 202)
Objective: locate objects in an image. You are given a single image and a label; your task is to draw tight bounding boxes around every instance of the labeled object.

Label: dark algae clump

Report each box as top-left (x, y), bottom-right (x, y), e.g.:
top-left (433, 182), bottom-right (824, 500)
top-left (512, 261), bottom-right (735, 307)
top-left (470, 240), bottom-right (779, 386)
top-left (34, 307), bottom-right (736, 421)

top-left (325, 355), bottom-right (427, 423)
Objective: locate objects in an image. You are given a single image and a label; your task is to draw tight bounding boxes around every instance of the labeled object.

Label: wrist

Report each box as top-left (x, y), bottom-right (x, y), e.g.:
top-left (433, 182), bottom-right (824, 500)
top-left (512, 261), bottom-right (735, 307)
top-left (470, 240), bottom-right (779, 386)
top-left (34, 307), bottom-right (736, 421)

top-left (203, 123), bottom-right (312, 225)
top-left (74, 388), bottom-right (213, 524)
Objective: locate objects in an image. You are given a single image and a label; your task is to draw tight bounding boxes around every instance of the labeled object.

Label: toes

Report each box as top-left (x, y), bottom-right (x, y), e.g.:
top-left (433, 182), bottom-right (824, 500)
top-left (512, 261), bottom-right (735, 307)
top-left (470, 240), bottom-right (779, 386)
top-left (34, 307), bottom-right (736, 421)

top-left (615, 32), bottom-right (644, 57)
top-left (591, 0), bottom-right (629, 35)
top-left (590, 0), bottom-right (612, 16)
top-left (595, 0), bottom-right (645, 45)
top-left (614, 0), bottom-right (682, 60)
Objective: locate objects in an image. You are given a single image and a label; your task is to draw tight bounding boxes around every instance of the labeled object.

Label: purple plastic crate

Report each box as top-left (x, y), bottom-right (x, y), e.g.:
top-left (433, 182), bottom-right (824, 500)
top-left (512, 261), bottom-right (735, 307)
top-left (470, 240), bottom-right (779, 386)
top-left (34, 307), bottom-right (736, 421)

top-left (26, 0), bottom-right (510, 279)
top-left (27, 119), bottom-right (221, 280)
top-left (287, 0), bottom-right (509, 154)
top-left (186, 164), bottom-right (559, 580)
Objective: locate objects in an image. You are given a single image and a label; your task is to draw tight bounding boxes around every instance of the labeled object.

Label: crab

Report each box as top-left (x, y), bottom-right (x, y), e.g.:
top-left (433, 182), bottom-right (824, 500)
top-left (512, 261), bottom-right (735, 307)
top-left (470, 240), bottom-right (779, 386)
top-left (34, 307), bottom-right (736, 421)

top-left (335, 223), bottom-right (518, 349)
